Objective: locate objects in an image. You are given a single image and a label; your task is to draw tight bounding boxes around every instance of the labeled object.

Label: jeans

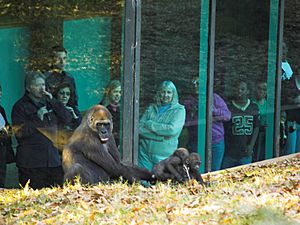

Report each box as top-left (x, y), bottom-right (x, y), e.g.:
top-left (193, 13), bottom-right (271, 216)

top-left (211, 140), bottom-right (225, 171)
top-left (221, 155), bottom-right (252, 169)
top-left (285, 122), bottom-right (300, 154)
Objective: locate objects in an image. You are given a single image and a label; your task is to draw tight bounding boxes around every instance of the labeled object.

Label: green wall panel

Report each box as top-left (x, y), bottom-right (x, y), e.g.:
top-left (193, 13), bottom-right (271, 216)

top-left (0, 26), bottom-right (28, 188)
top-left (64, 17), bottom-right (112, 111)
top-left (0, 27), bottom-right (28, 121)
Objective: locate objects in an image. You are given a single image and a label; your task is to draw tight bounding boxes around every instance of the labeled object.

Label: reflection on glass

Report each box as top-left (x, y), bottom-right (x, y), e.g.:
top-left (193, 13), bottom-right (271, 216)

top-left (138, 81), bottom-right (185, 170)
top-left (140, 1), bottom-right (201, 169)
top-left (0, 1), bottom-right (125, 187)
top-left (222, 80), bottom-right (260, 169)
top-left (181, 77), bottom-right (200, 154)
top-left (215, 0), bottom-right (270, 169)
top-left (280, 0), bottom-right (300, 155)
top-left (211, 93), bottom-right (231, 171)
top-left (99, 80), bottom-right (122, 149)
top-left (281, 45), bottom-right (300, 154)
top-left (252, 81), bottom-right (267, 162)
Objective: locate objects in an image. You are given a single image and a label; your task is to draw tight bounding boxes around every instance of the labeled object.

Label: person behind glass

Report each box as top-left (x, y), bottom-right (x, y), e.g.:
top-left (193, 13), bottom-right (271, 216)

top-left (138, 80), bottom-right (186, 170)
top-left (99, 80), bottom-right (121, 148)
top-left (281, 70), bottom-right (300, 155)
top-left (53, 83), bottom-right (82, 151)
top-left (222, 80), bottom-right (260, 169)
top-left (12, 72), bottom-right (73, 189)
top-left (182, 77), bottom-right (231, 171)
top-left (211, 92), bottom-right (231, 171)
top-left (45, 45), bottom-right (78, 107)
top-left (252, 80), bottom-right (267, 162)
top-left (181, 77), bottom-right (200, 153)
top-left (279, 111), bottom-right (288, 155)
top-left (0, 84), bottom-right (15, 188)
top-left (281, 42), bottom-right (293, 81)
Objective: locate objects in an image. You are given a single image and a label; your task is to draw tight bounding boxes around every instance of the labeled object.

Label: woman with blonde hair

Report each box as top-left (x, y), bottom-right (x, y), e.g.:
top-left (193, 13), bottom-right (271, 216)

top-left (138, 80), bottom-right (186, 170)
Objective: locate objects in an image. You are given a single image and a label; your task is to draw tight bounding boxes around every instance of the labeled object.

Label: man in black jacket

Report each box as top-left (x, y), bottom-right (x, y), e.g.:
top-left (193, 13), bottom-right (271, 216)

top-left (12, 72), bottom-right (72, 189)
top-left (45, 46), bottom-right (78, 107)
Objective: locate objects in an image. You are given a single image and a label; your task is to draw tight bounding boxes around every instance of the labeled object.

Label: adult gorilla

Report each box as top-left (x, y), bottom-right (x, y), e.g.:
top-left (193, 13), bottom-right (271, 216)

top-left (62, 105), bottom-right (155, 184)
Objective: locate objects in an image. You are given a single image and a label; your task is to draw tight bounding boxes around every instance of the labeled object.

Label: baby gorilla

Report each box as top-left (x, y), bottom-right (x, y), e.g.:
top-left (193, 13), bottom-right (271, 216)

top-left (152, 148), bottom-right (189, 182)
top-left (180, 153), bottom-right (205, 185)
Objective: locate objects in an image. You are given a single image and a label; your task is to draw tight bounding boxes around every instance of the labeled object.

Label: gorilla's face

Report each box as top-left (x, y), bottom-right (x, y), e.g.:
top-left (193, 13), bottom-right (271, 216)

top-left (188, 153), bottom-right (201, 170)
top-left (88, 105), bottom-right (113, 143)
top-left (190, 161), bottom-right (200, 170)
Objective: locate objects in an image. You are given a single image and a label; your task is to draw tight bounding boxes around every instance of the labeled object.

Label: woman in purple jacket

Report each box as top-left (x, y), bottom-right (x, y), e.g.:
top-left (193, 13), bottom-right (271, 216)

top-left (212, 93), bottom-right (231, 171)
top-left (182, 77), bottom-right (231, 171)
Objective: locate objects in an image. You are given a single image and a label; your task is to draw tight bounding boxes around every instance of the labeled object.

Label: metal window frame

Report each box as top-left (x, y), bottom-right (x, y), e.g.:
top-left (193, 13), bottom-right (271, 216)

top-left (122, 0), bottom-right (141, 164)
top-left (199, 0), bottom-right (216, 172)
top-left (273, 0), bottom-right (285, 157)
top-left (265, 0), bottom-right (284, 159)
top-left (122, 0), bottom-right (136, 163)
top-left (123, 0), bottom-right (284, 166)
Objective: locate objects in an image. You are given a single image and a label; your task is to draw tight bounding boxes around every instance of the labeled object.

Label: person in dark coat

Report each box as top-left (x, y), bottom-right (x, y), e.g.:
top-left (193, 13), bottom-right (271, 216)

top-left (12, 72), bottom-right (72, 189)
top-left (45, 45), bottom-right (78, 107)
top-left (0, 84), bottom-right (15, 188)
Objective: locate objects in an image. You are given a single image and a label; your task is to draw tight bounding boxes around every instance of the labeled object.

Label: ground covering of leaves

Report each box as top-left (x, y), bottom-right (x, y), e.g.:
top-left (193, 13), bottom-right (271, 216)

top-left (1, 154), bottom-right (299, 225)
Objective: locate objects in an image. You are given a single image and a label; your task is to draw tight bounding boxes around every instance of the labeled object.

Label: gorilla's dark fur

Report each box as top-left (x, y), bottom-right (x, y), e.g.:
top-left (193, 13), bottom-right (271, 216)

top-left (62, 105), bottom-right (155, 184)
top-left (180, 153), bottom-right (205, 185)
top-left (152, 148), bottom-right (190, 181)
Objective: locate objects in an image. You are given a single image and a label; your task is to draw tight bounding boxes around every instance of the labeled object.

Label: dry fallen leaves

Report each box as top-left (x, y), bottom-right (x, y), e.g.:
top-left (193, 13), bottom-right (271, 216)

top-left (0, 154), bottom-right (299, 225)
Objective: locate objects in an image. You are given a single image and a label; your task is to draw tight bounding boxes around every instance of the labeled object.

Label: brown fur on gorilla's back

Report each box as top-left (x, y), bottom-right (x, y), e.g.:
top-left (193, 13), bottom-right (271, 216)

top-left (153, 148), bottom-right (190, 182)
top-left (62, 105), bottom-right (155, 184)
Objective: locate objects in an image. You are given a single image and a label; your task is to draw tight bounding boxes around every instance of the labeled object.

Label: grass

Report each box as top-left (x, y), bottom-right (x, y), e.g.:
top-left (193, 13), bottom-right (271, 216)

top-left (0, 154), bottom-right (299, 225)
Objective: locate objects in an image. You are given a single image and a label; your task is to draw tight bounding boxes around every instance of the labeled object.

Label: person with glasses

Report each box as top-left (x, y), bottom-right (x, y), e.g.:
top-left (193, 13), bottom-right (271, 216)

top-left (12, 72), bottom-right (73, 189)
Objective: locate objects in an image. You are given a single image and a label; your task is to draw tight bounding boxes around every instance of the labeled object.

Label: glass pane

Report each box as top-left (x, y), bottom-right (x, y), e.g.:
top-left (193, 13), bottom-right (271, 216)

top-left (280, 0), bottom-right (300, 156)
top-left (215, 0), bottom-right (272, 170)
top-left (0, 1), bottom-right (124, 188)
top-left (139, 1), bottom-right (205, 172)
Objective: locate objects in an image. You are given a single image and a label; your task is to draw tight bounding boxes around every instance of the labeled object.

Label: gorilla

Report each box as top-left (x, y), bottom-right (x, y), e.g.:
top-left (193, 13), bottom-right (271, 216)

top-left (180, 153), bottom-right (205, 185)
top-left (152, 148), bottom-right (190, 182)
top-left (62, 105), bottom-right (155, 184)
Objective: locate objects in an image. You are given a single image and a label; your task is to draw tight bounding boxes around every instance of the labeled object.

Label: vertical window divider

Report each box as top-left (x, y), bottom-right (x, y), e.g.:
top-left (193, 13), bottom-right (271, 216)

top-left (199, 0), bottom-right (216, 172)
top-left (122, 0), bottom-right (137, 163)
top-left (133, 0), bottom-right (141, 164)
top-left (266, 0), bottom-right (282, 159)
top-left (273, 0), bottom-right (285, 157)
top-left (206, 0), bottom-right (216, 172)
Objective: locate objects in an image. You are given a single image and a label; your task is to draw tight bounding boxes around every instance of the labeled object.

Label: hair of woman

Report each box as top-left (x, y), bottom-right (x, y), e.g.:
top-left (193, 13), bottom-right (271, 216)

top-left (101, 80), bottom-right (121, 107)
top-left (154, 80), bottom-right (179, 105)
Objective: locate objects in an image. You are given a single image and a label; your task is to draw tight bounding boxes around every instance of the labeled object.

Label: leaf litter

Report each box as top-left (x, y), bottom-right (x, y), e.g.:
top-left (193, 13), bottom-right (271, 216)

top-left (0, 154), bottom-right (299, 225)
